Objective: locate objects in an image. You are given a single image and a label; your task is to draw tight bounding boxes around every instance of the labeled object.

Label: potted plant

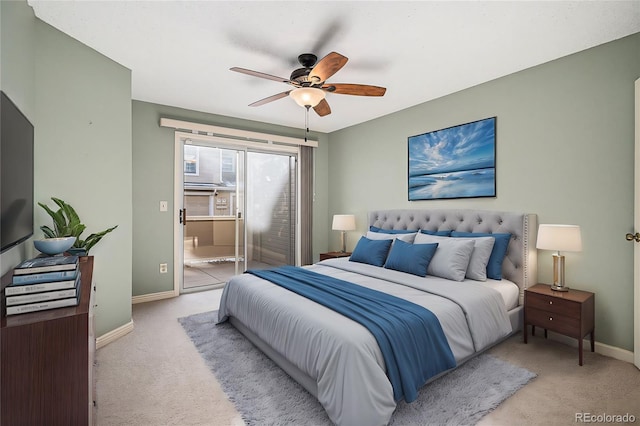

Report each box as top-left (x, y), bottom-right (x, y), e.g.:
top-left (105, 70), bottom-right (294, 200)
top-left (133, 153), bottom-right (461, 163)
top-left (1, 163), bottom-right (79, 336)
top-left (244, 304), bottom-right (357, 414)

top-left (38, 197), bottom-right (118, 255)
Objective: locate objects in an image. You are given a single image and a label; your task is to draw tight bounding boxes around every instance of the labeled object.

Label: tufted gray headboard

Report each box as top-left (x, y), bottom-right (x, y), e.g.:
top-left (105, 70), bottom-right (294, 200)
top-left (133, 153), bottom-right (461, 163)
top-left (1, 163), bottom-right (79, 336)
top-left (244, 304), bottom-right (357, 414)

top-left (369, 209), bottom-right (537, 305)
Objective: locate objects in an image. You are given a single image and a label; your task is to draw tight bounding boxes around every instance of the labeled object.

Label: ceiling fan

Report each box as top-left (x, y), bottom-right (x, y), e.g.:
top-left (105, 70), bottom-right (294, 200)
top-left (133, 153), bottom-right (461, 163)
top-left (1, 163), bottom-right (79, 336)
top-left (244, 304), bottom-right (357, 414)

top-left (230, 52), bottom-right (386, 117)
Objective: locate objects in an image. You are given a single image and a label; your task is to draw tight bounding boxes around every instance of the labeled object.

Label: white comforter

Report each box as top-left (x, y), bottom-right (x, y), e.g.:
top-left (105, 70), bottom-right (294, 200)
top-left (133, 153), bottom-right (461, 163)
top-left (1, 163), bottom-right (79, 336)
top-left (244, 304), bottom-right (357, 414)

top-left (218, 258), bottom-right (512, 426)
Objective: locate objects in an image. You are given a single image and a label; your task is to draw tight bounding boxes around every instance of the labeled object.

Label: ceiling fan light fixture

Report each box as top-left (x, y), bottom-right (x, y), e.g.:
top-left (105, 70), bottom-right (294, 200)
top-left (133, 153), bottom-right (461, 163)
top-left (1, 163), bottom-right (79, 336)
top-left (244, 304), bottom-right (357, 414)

top-left (289, 87), bottom-right (325, 108)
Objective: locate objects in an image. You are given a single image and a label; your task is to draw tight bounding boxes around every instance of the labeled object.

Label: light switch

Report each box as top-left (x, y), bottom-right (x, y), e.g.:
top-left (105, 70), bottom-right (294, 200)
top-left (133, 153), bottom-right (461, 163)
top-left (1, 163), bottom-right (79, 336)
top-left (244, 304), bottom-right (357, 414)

top-left (160, 201), bottom-right (168, 212)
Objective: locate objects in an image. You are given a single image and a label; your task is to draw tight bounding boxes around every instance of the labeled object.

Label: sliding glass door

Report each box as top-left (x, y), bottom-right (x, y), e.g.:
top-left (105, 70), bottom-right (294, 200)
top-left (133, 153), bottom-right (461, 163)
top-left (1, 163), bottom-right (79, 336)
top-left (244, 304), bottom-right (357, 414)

top-left (245, 151), bottom-right (297, 269)
top-left (179, 138), bottom-right (297, 293)
top-left (182, 144), bottom-right (245, 291)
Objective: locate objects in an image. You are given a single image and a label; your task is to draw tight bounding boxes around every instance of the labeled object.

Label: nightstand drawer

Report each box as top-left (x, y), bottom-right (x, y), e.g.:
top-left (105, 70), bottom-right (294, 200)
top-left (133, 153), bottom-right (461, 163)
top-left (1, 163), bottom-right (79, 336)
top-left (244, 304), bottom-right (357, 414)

top-left (526, 307), bottom-right (581, 336)
top-left (526, 292), bottom-right (581, 318)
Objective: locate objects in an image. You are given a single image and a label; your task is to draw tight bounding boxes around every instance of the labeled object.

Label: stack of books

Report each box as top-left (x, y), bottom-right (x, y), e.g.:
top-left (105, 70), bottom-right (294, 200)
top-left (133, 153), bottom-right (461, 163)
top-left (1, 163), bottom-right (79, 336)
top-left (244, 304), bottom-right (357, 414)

top-left (4, 255), bottom-right (81, 315)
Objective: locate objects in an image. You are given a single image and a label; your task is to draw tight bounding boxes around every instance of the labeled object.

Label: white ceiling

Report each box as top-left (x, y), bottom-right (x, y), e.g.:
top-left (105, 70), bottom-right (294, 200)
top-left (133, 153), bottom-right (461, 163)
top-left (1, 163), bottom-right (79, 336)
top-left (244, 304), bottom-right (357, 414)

top-left (28, 1), bottom-right (640, 134)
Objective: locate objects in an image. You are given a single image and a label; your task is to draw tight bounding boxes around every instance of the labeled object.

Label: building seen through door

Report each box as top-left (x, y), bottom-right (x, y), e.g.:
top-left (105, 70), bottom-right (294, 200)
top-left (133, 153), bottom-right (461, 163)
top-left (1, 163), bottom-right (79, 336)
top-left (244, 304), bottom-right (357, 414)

top-left (182, 143), bottom-right (296, 290)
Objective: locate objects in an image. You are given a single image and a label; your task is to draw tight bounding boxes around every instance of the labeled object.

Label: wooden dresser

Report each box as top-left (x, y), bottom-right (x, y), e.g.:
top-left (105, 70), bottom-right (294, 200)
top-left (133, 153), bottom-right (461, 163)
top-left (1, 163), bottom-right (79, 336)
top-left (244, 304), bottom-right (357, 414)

top-left (0, 256), bottom-right (96, 426)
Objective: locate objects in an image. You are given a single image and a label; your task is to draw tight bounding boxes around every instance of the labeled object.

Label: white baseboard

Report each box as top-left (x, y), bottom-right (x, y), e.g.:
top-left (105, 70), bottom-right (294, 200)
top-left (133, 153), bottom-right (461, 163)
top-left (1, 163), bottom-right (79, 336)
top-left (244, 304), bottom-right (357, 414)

top-left (594, 340), bottom-right (635, 363)
top-left (132, 290), bottom-right (178, 305)
top-left (97, 320), bottom-right (134, 349)
top-left (546, 331), bottom-right (634, 364)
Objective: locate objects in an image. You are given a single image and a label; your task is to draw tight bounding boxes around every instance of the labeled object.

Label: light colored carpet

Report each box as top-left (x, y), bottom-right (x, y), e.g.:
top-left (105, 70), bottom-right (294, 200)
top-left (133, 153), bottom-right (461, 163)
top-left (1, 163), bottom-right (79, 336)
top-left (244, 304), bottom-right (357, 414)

top-left (96, 289), bottom-right (640, 426)
top-left (179, 310), bottom-right (536, 425)
top-left (95, 290), bottom-right (244, 426)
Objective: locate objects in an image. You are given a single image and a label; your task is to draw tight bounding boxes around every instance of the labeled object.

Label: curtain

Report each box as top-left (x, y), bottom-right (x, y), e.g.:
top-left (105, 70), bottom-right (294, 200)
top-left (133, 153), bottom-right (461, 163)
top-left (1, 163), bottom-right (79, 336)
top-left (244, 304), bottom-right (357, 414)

top-left (299, 145), bottom-right (314, 265)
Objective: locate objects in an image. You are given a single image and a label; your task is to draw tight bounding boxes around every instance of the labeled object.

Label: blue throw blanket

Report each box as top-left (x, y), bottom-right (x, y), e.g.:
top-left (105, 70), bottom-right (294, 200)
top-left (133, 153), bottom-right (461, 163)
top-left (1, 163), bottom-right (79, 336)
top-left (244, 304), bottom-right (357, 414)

top-left (247, 266), bottom-right (456, 403)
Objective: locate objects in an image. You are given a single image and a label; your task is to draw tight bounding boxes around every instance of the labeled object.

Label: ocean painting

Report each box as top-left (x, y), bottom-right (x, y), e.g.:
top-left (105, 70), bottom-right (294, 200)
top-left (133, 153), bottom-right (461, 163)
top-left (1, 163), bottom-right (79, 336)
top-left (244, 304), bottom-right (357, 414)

top-left (408, 117), bottom-right (496, 200)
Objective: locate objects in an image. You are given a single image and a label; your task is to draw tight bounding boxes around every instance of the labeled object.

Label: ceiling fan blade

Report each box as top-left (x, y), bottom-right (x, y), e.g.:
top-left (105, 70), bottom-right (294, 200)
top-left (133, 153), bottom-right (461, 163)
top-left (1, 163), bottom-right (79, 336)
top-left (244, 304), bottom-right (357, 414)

top-left (230, 67), bottom-right (294, 85)
top-left (313, 99), bottom-right (331, 117)
top-left (308, 52), bottom-right (348, 84)
top-left (324, 83), bottom-right (386, 96)
top-left (249, 91), bottom-right (291, 107)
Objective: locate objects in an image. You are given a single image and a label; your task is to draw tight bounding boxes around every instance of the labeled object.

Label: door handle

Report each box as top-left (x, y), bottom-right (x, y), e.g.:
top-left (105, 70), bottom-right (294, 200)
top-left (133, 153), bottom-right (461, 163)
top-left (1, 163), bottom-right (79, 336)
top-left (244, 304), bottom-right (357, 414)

top-left (625, 232), bottom-right (640, 242)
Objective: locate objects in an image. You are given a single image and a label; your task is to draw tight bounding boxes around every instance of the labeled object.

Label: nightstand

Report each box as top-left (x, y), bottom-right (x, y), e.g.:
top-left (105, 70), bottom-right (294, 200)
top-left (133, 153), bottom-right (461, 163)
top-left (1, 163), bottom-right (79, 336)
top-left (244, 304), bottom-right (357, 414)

top-left (319, 251), bottom-right (352, 261)
top-left (524, 283), bottom-right (595, 365)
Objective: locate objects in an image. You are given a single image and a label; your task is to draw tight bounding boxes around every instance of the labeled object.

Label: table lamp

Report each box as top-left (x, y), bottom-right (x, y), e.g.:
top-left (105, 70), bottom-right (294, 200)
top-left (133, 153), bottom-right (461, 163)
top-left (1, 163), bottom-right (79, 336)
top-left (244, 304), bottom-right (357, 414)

top-left (332, 214), bottom-right (356, 253)
top-left (536, 224), bottom-right (582, 291)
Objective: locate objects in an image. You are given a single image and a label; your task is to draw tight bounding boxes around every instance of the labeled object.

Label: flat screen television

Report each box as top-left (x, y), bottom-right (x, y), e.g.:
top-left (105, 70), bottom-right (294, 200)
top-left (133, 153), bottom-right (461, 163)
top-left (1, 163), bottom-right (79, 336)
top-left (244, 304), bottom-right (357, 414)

top-left (1, 91), bottom-right (34, 253)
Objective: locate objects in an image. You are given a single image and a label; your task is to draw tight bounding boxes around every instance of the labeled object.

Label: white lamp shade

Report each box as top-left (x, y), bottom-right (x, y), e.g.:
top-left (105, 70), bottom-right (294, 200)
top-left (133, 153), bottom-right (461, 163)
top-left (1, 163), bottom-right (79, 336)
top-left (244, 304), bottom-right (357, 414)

top-left (289, 87), bottom-right (326, 107)
top-left (332, 214), bottom-right (356, 231)
top-left (536, 224), bottom-right (582, 252)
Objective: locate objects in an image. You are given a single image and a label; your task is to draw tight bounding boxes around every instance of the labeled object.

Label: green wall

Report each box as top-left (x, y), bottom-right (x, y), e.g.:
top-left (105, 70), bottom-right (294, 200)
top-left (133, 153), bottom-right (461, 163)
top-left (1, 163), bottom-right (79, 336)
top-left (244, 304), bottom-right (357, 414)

top-left (34, 20), bottom-right (133, 337)
top-left (327, 33), bottom-right (640, 351)
top-left (131, 101), bottom-right (329, 296)
top-left (0, 0), bottom-right (133, 337)
top-left (0, 0), bottom-right (36, 276)
top-left (0, 0), bottom-right (35, 119)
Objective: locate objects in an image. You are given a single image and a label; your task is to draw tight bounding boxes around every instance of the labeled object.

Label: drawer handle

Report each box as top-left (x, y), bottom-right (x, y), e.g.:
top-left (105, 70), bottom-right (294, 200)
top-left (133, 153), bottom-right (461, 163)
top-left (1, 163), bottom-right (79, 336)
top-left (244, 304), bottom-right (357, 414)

top-left (549, 317), bottom-right (553, 321)
top-left (549, 301), bottom-right (553, 305)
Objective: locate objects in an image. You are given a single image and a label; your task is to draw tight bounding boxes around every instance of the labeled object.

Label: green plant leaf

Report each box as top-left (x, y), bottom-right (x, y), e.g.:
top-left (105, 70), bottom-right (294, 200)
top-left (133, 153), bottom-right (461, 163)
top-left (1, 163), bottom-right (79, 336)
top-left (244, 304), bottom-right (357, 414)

top-left (40, 225), bottom-right (56, 238)
top-left (38, 202), bottom-right (69, 237)
top-left (37, 202), bottom-right (56, 220)
top-left (83, 225), bottom-right (118, 253)
top-left (55, 198), bottom-right (82, 229)
top-left (70, 223), bottom-right (86, 239)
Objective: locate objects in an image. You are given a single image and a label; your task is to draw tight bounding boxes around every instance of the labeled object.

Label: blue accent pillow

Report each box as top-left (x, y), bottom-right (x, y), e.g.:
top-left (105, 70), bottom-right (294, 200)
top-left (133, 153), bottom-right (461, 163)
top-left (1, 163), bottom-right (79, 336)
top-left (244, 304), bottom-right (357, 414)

top-left (369, 226), bottom-right (416, 234)
top-left (350, 236), bottom-right (393, 267)
top-left (450, 232), bottom-right (511, 280)
top-left (384, 239), bottom-right (438, 276)
top-left (419, 229), bottom-right (453, 237)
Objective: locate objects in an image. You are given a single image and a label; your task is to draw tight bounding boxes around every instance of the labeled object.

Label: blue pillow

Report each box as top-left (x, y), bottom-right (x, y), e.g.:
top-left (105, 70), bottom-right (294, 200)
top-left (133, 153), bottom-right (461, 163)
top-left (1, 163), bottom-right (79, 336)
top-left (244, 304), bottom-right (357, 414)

top-left (450, 231), bottom-right (511, 280)
top-left (419, 229), bottom-right (453, 237)
top-left (349, 236), bottom-right (393, 267)
top-left (384, 239), bottom-right (438, 276)
top-left (369, 226), bottom-right (416, 234)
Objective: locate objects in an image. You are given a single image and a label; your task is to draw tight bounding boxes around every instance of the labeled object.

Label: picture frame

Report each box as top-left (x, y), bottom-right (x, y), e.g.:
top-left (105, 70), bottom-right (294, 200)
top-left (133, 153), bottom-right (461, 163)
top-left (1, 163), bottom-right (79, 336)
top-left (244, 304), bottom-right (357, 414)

top-left (408, 117), bottom-right (496, 201)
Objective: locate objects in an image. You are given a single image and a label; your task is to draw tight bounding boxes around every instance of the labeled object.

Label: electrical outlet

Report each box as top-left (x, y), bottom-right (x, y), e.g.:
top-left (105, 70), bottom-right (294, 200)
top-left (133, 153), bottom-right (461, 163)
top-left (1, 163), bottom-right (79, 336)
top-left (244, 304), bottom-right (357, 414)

top-left (159, 263), bottom-right (168, 274)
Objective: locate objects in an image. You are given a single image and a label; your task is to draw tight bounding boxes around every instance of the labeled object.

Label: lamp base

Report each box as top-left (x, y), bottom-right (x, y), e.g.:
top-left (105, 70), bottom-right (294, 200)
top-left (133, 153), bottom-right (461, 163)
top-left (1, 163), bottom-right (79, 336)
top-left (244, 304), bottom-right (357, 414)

top-left (551, 253), bottom-right (568, 292)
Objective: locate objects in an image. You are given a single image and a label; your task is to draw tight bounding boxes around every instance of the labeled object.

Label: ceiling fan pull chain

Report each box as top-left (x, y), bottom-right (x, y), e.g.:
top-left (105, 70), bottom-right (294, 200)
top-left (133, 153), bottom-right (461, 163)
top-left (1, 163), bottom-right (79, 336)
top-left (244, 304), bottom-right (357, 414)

top-left (304, 105), bottom-right (310, 143)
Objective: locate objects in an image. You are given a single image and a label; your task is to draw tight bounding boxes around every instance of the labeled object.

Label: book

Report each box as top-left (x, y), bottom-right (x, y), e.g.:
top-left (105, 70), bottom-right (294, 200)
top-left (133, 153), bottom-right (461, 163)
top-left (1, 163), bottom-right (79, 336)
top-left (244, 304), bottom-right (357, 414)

top-left (10, 269), bottom-right (79, 285)
top-left (6, 296), bottom-right (80, 315)
top-left (5, 272), bottom-right (81, 296)
top-left (6, 275), bottom-right (81, 306)
top-left (13, 255), bottom-right (79, 275)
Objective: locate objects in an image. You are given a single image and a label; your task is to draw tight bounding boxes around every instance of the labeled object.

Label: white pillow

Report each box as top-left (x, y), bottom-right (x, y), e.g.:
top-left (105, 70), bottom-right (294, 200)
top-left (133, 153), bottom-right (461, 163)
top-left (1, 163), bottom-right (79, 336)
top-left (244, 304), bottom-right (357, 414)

top-left (455, 236), bottom-right (495, 281)
top-left (365, 231), bottom-right (417, 244)
top-left (413, 233), bottom-right (475, 281)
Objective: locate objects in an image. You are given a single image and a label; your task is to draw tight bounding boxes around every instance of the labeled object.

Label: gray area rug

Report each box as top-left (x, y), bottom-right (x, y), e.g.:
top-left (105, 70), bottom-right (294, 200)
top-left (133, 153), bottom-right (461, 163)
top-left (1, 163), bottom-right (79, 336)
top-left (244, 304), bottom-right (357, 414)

top-left (179, 310), bottom-right (536, 426)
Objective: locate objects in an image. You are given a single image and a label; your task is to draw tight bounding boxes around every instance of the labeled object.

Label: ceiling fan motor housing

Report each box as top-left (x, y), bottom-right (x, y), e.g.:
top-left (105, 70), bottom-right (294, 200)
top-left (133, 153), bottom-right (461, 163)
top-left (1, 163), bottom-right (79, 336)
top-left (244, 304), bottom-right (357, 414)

top-left (290, 53), bottom-right (319, 85)
top-left (290, 68), bottom-right (312, 85)
top-left (297, 53), bottom-right (317, 68)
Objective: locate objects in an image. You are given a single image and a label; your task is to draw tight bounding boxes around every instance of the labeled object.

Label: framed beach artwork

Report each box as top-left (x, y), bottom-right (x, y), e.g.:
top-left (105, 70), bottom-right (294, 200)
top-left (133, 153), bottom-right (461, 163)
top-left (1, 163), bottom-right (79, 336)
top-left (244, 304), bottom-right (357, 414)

top-left (408, 117), bottom-right (496, 201)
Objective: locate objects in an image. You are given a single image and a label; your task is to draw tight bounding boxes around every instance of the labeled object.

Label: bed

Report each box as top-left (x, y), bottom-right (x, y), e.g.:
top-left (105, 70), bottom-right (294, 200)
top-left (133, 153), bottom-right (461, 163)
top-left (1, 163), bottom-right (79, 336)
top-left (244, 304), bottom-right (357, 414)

top-left (218, 209), bottom-right (537, 425)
